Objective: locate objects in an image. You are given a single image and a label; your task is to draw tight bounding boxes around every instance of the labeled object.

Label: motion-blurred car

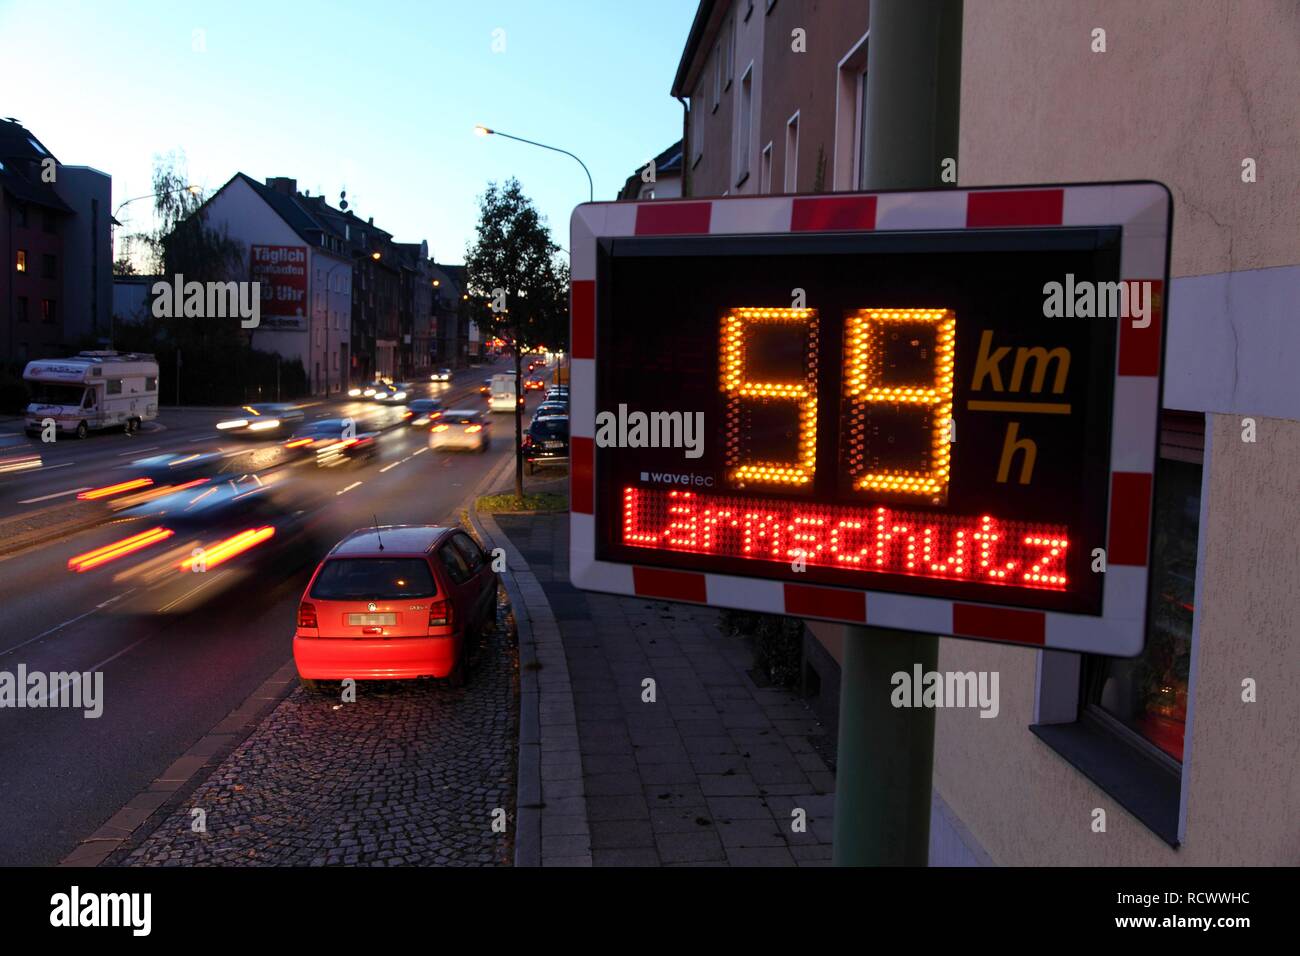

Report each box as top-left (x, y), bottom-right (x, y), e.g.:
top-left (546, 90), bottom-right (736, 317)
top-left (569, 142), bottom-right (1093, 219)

top-left (293, 525), bottom-right (499, 688)
top-left (0, 433), bottom-right (41, 474)
top-left (372, 383), bottom-right (411, 403)
top-left (429, 409), bottom-right (491, 453)
top-left (67, 468), bottom-right (321, 613)
top-left (430, 368), bottom-right (452, 383)
top-left (545, 386), bottom-right (569, 403)
top-left (523, 417), bottom-right (568, 474)
top-left (524, 376), bottom-right (546, 392)
top-left (216, 403), bottom-right (304, 437)
top-left (407, 398), bottom-right (443, 427)
top-left (479, 378), bottom-right (493, 398)
top-left (285, 418), bottom-right (379, 467)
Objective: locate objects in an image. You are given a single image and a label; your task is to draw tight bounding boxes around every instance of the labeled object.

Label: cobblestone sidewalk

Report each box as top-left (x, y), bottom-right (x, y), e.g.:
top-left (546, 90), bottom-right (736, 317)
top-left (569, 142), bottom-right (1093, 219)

top-left (493, 513), bottom-right (836, 866)
top-left (111, 608), bottom-right (518, 867)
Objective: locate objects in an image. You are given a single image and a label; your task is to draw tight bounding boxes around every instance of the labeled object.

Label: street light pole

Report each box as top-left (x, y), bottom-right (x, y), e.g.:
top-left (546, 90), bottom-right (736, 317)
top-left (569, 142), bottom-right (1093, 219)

top-left (474, 126), bottom-right (594, 203)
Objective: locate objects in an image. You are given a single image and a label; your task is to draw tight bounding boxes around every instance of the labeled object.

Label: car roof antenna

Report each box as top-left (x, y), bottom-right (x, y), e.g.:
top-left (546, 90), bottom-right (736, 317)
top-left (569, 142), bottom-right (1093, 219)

top-left (374, 515), bottom-right (384, 551)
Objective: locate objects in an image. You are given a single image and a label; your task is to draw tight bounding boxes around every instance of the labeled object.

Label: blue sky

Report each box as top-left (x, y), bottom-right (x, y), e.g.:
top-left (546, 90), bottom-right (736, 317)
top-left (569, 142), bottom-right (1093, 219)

top-left (0, 0), bottom-right (696, 263)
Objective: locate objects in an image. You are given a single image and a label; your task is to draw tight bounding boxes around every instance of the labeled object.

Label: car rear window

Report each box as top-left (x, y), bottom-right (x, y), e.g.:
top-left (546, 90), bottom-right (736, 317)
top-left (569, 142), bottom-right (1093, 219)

top-left (531, 419), bottom-right (568, 439)
top-left (310, 558), bottom-right (437, 600)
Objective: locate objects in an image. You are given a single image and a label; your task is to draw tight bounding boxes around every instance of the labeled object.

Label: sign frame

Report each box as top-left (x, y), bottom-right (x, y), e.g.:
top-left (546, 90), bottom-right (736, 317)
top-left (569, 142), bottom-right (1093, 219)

top-left (568, 181), bottom-right (1171, 657)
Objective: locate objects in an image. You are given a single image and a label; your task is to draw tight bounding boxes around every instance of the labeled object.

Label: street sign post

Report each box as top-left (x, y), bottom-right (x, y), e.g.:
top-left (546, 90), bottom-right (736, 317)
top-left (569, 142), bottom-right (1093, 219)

top-left (569, 181), bottom-right (1171, 658)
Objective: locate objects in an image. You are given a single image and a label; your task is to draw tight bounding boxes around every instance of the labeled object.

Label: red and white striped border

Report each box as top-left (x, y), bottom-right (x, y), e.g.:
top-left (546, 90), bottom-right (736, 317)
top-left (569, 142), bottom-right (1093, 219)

top-left (568, 182), bottom-right (1170, 656)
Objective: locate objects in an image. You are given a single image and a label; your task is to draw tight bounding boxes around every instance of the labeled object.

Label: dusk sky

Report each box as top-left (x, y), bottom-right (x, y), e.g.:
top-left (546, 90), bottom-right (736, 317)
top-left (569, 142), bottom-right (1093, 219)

top-left (0, 0), bottom-right (695, 264)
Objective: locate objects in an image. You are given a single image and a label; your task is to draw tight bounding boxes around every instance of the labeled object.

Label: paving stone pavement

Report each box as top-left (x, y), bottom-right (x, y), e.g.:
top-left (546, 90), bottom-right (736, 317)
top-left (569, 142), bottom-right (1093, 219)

top-left (493, 513), bottom-right (836, 867)
top-left (113, 603), bottom-right (518, 867)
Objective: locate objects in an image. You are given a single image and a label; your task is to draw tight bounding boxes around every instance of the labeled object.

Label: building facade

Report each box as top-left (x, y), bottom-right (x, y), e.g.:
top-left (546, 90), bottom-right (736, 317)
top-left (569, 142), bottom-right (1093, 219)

top-left (670, 0), bottom-right (1299, 865)
top-left (0, 119), bottom-right (113, 364)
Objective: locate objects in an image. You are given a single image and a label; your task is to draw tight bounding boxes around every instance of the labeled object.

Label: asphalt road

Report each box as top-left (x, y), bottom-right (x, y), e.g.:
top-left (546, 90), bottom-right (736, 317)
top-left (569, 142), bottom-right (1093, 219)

top-left (0, 359), bottom-right (544, 866)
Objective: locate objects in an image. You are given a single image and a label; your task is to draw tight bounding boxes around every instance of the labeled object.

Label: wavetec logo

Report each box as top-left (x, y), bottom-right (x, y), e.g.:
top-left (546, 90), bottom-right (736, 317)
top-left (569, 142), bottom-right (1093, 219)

top-left (640, 470), bottom-right (715, 487)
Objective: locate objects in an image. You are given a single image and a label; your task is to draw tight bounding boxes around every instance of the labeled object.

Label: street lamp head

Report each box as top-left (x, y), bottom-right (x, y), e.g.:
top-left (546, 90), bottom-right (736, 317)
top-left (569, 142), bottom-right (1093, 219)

top-left (371, 251), bottom-right (381, 260)
top-left (186, 184), bottom-right (201, 195)
top-left (474, 125), bottom-right (493, 137)
top-left (432, 279), bottom-right (440, 287)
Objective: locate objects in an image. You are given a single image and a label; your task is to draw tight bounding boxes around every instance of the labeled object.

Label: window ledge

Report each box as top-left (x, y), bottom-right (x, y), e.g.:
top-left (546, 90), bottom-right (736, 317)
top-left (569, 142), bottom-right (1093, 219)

top-left (1029, 717), bottom-right (1181, 848)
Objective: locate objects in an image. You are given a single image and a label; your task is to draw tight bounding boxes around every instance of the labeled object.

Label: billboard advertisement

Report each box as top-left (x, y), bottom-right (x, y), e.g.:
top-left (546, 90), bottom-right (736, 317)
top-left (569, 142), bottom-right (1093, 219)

top-left (250, 244), bottom-right (308, 330)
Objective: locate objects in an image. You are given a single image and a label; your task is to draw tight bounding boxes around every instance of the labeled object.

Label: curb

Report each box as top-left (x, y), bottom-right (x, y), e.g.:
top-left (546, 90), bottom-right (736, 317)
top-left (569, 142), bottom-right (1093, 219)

top-left (466, 508), bottom-right (591, 868)
top-left (59, 661), bottom-right (299, 867)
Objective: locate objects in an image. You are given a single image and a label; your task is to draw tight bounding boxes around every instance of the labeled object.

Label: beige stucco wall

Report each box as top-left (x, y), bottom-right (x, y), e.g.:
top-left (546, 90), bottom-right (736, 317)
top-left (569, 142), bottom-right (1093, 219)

top-left (936, 0), bottom-right (1300, 864)
top-left (959, 0), bottom-right (1300, 277)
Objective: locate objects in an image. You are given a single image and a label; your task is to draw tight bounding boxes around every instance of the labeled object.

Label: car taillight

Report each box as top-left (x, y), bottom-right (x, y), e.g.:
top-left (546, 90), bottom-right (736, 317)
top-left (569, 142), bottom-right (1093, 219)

top-left (432, 424), bottom-right (449, 432)
top-left (429, 600), bottom-right (452, 627)
top-left (297, 602), bottom-right (318, 628)
top-left (466, 424), bottom-right (482, 433)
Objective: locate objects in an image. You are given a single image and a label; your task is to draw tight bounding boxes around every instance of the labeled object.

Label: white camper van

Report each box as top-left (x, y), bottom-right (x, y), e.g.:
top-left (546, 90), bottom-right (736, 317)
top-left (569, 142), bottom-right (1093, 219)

top-left (23, 351), bottom-right (160, 439)
top-left (489, 373), bottom-right (520, 413)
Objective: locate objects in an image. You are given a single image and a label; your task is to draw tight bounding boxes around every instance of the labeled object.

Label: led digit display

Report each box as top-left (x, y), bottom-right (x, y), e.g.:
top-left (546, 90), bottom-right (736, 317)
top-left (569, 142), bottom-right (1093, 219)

top-left (720, 307), bottom-right (819, 489)
top-left (596, 226), bottom-right (1124, 615)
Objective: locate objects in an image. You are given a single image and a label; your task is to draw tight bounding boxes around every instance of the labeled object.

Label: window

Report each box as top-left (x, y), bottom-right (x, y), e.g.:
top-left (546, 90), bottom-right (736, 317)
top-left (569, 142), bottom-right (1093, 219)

top-left (784, 112), bottom-right (800, 193)
top-left (106, 379), bottom-right (123, 395)
top-left (438, 543), bottom-right (472, 584)
top-left (691, 87), bottom-right (705, 166)
top-left (724, 20), bottom-right (735, 90)
top-left (760, 143), bottom-right (773, 193)
top-left (14, 204), bottom-right (26, 228)
top-left (1084, 439), bottom-right (1201, 763)
top-left (451, 532), bottom-right (486, 572)
top-left (736, 64), bottom-right (754, 187)
top-left (145, 377), bottom-right (157, 392)
top-left (15, 250), bottom-right (26, 273)
top-left (16, 296), bottom-right (28, 322)
top-left (41, 299), bottom-right (55, 324)
top-left (766, 0), bottom-right (778, 12)
top-left (1030, 410), bottom-right (1206, 847)
top-left (834, 31), bottom-right (870, 190)
top-left (41, 253), bottom-right (57, 279)
top-left (712, 46), bottom-right (722, 111)
top-left (43, 210), bottom-right (57, 234)
top-left (310, 557), bottom-right (437, 599)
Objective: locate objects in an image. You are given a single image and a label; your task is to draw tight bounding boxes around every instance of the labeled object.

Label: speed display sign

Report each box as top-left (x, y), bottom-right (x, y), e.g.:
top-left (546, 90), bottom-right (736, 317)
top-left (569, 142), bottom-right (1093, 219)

top-left (568, 182), bottom-right (1171, 656)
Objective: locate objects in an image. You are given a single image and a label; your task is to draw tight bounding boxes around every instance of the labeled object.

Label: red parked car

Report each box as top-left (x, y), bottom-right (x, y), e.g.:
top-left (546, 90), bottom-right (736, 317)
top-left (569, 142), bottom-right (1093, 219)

top-left (293, 526), bottom-right (498, 689)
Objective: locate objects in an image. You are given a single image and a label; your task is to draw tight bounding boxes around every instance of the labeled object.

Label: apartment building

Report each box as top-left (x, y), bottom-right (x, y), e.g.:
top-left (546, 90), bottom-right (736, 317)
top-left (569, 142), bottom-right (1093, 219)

top-left (669, 0), bottom-right (1298, 865)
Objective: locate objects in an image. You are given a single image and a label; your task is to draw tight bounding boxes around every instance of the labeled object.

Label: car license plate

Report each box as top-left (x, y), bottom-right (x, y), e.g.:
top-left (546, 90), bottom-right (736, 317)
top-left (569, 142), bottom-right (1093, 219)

top-left (544, 441), bottom-right (563, 449)
top-left (347, 613), bottom-right (396, 626)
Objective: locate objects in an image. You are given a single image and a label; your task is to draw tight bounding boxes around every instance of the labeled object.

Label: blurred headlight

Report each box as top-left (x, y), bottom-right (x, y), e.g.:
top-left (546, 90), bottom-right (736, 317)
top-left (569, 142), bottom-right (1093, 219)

top-left (392, 391), bottom-right (407, 401)
top-left (217, 419), bottom-right (248, 430)
top-left (348, 388), bottom-right (362, 397)
top-left (247, 419), bottom-right (281, 431)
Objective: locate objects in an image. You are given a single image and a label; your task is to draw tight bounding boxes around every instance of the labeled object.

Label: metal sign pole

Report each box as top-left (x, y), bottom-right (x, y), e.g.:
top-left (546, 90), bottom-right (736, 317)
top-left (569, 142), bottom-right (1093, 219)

top-left (832, 0), bottom-right (963, 867)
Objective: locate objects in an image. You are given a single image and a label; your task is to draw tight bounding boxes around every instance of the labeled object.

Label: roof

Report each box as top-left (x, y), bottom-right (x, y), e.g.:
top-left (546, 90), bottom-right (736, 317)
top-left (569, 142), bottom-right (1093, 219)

top-left (670, 0), bottom-right (719, 97)
top-left (619, 140), bottom-right (684, 199)
top-left (331, 525), bottom-right (452, 555)
top-left (0, 118), bottom-right (73, 213)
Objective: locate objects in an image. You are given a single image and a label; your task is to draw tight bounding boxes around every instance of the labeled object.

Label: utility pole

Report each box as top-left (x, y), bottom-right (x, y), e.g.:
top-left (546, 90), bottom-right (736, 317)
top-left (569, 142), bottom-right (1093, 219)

top-left (832, 0), bottom-right (964, 868)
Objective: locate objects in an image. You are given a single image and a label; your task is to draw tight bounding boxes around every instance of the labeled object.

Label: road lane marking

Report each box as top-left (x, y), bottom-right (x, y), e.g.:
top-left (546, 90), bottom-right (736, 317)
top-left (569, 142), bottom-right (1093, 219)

top-left (18, 486), bottom-right (91, 504)
top-left (337, 481), bottom-right (363, 495)
top-left (34, 461), bottom-right (75, 471)
top-left (413, 447), bottom-right (428, 455)
top-left (117, 445), bottom-right (160, 456)
top-left (0, 589), bottom-right (137, 658)
top-left (379, 461), bottom-right (402, 473)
